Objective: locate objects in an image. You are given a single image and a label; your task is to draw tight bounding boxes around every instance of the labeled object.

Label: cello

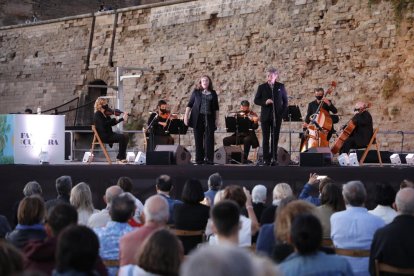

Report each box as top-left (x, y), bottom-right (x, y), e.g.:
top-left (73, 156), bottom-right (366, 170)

top-left (300, 81), bottom-right (337, 152)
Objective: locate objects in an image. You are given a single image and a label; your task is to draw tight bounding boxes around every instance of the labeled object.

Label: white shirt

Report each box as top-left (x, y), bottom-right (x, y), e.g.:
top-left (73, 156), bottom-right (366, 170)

top-left (209, 215), bottom-right (252, 247)
top-left (368, 205), bottom-right (397, 224)
top-left (88, 208), bottom-right (110, 228)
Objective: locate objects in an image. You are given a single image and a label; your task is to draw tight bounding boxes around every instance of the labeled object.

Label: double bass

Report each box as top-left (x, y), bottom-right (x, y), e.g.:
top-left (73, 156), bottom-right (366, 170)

top-left (300, 81), bottom-right (337, 152)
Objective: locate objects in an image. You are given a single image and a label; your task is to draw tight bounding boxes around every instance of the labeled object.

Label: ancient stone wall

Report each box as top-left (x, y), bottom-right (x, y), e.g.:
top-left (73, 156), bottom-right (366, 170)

top-left (1, 0), bottom-right (414, 156)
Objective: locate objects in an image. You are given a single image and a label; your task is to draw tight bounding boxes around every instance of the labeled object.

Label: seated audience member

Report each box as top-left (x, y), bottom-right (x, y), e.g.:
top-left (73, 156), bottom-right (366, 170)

top-left (119, 195), bottom-right (169, 266)
top-left (117, 176), bottom-right (144, 221)
top-left (119, 229), bottom-right (184, 276)
top-left (369, 187), bottom-right (414, 274)
top-left (261, 183), bottom-right (293, 224)
top-left (331, 181), bottom-right (385, 276)
top-left (0, 240), bottom-right (24, 276)
top-left (252, 184), bottom-right (267, 224)
top-left (368, 183), bottom-right (397, 224)
top-left (279, 214), bottom-right (353, 276)
top-left (400, 179), bottom-right (414, 189)
top-left (0, 214), bottom-right (11, 239)
top-left (70, 182), bottom-right (99, 225)
top-left (54, 225), bottom-right (100, 276)
top-left (174, 179), bottom-right (210, 254)
top-left (6, 196), bottom-right (47, 249)
top-left (210, 200), bottom-right (241, 245)
top-left (13, 180), bottom-right (43, 227)
top-left (45, 175), bottom-right (72, 213)
top-left (155, 174), bottom-right (182, 224)
top-left (315, 182), bottom-right (345, 239)
top-left (204, 172), bottom-right (223, 206)
top-left (88, 185), bottom-right (123, 228)
top-left (298, 173), bottom-right (334, 206)
top-left (95, 194), bottom-right (136, 276)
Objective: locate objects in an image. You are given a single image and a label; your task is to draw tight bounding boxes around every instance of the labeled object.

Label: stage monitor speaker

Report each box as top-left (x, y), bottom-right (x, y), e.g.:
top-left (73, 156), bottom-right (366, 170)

top-left (154, 145), bottom-right (191, 165)
top-left (300, 147), bottom-right (332, 167)
top-left (256, 147), bottom-right (291, 166)
top-left (146, 151), bottom-right (173, 165)
top-left (214, 146), bottom-right (243, 164)
top-left (355, 150), bottom-right (395, 164)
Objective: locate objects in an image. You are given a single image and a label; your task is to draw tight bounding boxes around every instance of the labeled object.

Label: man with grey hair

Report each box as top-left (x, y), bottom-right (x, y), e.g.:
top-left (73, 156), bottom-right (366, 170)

top-left (369, 187), bottom-right (414, 274)
top-left (87, 185), bottom-right (123, 228)
top-left (204, 172), bottom-right (223, 206)
top-left (45, 175), bottom-right (72, 212)
top-left (119, 195), bottom-right (169, 266)
top-left (331, 180), bottom-right (385, 276)
top-left (254, 67), bottom-right (288, 166)
top-left (13, 180), bottom-right (43, 227)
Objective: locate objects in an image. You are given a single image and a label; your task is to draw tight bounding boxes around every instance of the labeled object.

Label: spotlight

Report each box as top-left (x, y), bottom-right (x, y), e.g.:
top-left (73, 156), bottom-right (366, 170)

top-left (134, 151), bottom-right (146, 165)
top-left (390, 153), bottom-right (402, 165)
top-left (338, 153), bottom-right (350, 166)
top-left (126, 152), bottom-right (136, 163)
top-left (349, 152), bottom-right (359, 166)
top-left (405, 153), bottom-right (414, 165)
top-left (82, 152), bottom-right (93, 163)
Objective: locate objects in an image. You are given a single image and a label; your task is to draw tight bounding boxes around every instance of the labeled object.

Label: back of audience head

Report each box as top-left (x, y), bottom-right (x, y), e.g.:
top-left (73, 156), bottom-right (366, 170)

top-left (395, 187), bottom-right (414, 215)
top-left (70, 182), bottom-right (94, 212)
top-left (0, 240), bottom-right (24, 275)
top-left (23, 181), bottom-right (42, 197)
top-left (117, 176), bottom-right (134, 193)
top-left (137, 229), bottom-right (183, 276)
top-left (55, 175), bottom-right (72, 196)
top-left (104, 185), bottom-right (123, 206)
top-left (374, 183), bottom-right (396, 207)
top-left (223, 185), bottom-right (246, 209)
top-left (320, 183), bottom-right (345, 212)
top-left (18, 196), bottom-right (45, 225)
top-left (180, 245), bottom-right (254, 276)
top-left (400, 179), bottom-right (414, 190)
top-left (208, 172), bottom-right (223, 191)
top-left (273, 183), bottom-right (293, 203)
top-left (211, 200), bottom-right (240, 238)
top-left (290, 213), bottom-right (322, 255)
top-left (55, 225), bottom-right (99, 273)
top-left (47, 203), bottom-right (78, 236)
top-left (182, 179), bottom-right (205, 204)
top-left (342, 180), bottom-right (366, 207)
top-left (156, 174), bottom-right (173, 192)
top-left (143, 195), bottom-right (169, 224)
top-left (109, 193), bottom-right (136, 223)
top-left (252, 184), bottom-right (267, 204)
top-left (318, 177), bottom-right (335, 193)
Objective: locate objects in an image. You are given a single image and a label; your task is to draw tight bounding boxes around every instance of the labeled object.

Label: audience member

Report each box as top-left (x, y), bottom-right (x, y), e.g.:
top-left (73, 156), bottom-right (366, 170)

top-left (13, 180), bottom-right (43, 227)
top-left (0, 214), bottom-right (11, 239)
top-left (252, 184), bottom-right (267, 224)
top-left (119, 229), bottom-right (184, 276)
top-left (117, 176), bottom-right (144, 222)
top-left (331, 180), bottom-right (385, 276)
top-left (298, 173), bottom-right (334, 206)
top-left (204, 172), bottom-right (223, 206)
top-left (70, 182), bottom-right (99, 225)
top-left (6, 196), bottom-right (47, 249)
top-left (88, 185), bottom-right (123, 228)
top-left (210, 200), bottom-right (241, 245)
top-left (155, 174), bottom-right (182, 224)
top-left (315, 182), bottom-right (345, 238)
top-left (0, 240), bottom-right (24, 276)
top-left (261, 183), bottom-right (293, 224)
top-left (279, 214), bottom-right (353, 275)
top-left (95, 194), bottom-right (135, 276)
top-left (174, 179), bottom-right (210, 254)
top-left (368, 183), bottom-right (397, 224)
top-left (45, 175), bottom-right (72, 213)
top-left (119, 195), bottom-right (169, 266)
top-left (369, 187), bottom-right (414, 274)
top-left (400, 179), bottom-right (414, 189)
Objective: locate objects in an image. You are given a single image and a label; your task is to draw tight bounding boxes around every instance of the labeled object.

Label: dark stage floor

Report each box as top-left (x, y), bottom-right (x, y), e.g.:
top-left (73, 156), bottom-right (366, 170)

top-left (1, 162), bottom-right (413, 225)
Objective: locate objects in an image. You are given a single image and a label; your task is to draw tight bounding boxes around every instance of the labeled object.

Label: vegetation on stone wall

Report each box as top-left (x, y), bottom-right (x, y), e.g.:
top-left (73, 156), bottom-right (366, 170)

top-left (382, 74), bottom-right (402, 99)
top-left (369, 0), bottom-right (414, 21)
top-left (124, 118), bottom-right (145, 148)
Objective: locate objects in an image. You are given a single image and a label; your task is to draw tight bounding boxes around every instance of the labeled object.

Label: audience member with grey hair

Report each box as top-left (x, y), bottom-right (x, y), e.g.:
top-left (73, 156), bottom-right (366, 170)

top-left (252, 184), bottom-right (267, 225)
top-left (119, 195), bottom-right (169, 266)
top-left (204, 172), bottom-right (223, 206)
top-left (331, 180), bottom-right (385, 275)
top-left (70, 182), bottom-right (99, 225)
top-left (370, 187), bottom-right (414, 274)
top-left (23, 181), bottom-right (43, 197)
top-left (88, 185), bottom-right (123, 228)
top-left (45, 175), bottom-right (72, 212)
top-left (261, 183), bottom-right (293, 224)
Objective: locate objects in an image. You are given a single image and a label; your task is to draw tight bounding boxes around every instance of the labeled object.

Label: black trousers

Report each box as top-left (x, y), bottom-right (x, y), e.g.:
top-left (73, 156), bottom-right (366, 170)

top-left (193, 115), bottom-right (215, 163)
top-left (223, 133), bottom-right (257, 160)
top-left (261, 117), bottom-right (282, 163)
top-left (104, 133), bottom-right (129, 160)
top-left (340, 136), bottom-right (365, 154)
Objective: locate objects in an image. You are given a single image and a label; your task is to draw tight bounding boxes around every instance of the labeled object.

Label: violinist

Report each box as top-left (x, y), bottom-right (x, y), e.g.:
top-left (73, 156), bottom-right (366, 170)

top-left (339, 101), bottom-right (373, 154)
top-left (223, 100), bottom-right (259, 163)
top-left (93, 98), bottom-right (129, 164)
top-left (147, 99), bottom-right (174, 151)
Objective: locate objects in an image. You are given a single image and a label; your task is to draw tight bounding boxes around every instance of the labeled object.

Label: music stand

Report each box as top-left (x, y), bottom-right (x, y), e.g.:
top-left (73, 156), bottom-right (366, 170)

top-left (225, 115), bottom-right (250, 148)
top-left (166, 119), bottom-right (188, 145)
top-left (283, 105), bottom-right (303, 155)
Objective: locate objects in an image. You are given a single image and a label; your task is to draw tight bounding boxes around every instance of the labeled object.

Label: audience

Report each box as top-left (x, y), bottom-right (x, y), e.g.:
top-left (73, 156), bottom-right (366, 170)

top-left (204, 172), bottom-right (223, 206)
top-left (400, 179), bottom-right (414, 189)
top-left (70, 182), bottom-right (99, 225)
top-left (117, 176), bottom-right (144, 222)
top-left (368, 183), bottom-right (397, 224)
top-left (210, 200), bottom-right (241, 245)
top-left (0, 240), bottom-right (24, 276)
top-left (13, 180), bottom-right (43, 227)
top-left (260, 183), bottom-right (293, 224)
top-left (45, 175), bottom-right (72, 213)
top-left (88, 185), bottom-right (123, 228)
top-left (252, 184), bottom-right (267, 224)
top-left (0, 214), bottom-right (11, 239)
top-left (155, 174), bottom-right (182, 224)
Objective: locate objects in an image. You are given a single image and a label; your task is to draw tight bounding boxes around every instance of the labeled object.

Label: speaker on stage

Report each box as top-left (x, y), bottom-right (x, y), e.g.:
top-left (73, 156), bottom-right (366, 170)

top-left (256, 147), bottom-right (291, 166)
top-left (214, 146), bottom-right (243, 164)
top-left (146, 151), bottom-right (173, 165)
top-left (154, 145), bottom-right (191, 165)
top-left (300, 147), bottom-right (332, 167)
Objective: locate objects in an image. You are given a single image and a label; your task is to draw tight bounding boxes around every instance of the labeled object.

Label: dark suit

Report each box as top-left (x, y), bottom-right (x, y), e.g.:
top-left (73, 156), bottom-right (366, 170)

top-left (254, 82), bottom-right (288, 163)
top-left (340, 110), bottom-right (373, 154)
top-left (305, 100), bottom-right (338, 141)
top-left (147, 112), bottom-right (174, 151)
top-left (187, 89), bottom-right (219, 163)
top-left (369, 215), bottom-right (414, 275)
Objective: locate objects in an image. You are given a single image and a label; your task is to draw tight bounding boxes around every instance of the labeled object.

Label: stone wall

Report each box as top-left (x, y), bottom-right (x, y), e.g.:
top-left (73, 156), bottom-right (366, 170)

top-left (1, 0), bottom-right (414, 157)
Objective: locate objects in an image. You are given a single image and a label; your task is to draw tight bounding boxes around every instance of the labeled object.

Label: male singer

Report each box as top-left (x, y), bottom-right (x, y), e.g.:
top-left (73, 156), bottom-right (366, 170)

top-left (254, 67), bottom-right (288, 166)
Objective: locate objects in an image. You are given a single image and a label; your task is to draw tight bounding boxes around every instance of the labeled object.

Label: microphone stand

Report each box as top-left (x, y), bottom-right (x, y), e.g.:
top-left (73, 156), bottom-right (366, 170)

top-left (147, 113), bottom-right (158, 152)
top-left (203, 93), bottom-right (209, 164)
top-left (271, 83), bottom-right (277, 165)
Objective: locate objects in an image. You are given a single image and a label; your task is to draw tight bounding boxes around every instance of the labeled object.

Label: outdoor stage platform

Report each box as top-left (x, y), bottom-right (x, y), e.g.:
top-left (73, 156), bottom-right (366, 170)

top-left (1, 162), bottom-right (413, 224)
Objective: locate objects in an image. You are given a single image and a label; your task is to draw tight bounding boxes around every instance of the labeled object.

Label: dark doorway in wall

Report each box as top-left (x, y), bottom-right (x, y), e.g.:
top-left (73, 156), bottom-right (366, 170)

top-left (76, 80), bottom-right (107, 126)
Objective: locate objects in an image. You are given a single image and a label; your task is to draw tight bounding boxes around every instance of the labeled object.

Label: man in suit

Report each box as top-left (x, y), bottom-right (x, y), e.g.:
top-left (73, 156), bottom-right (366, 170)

top-left (254, 67), bottom-right (288, 165)
top-left (369, 187), bottom-right (414, 274)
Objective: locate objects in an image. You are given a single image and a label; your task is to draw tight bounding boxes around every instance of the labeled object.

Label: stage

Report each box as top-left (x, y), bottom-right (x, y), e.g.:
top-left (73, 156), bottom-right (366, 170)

top-left (1, 162), bottom-right (413, 225)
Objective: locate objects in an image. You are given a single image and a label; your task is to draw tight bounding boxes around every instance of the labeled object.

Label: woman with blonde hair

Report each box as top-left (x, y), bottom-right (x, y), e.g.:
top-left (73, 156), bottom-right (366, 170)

top-left (70, 182), bottom-right (98, 225)
top-left (260, 183), bottom-right (293, 224)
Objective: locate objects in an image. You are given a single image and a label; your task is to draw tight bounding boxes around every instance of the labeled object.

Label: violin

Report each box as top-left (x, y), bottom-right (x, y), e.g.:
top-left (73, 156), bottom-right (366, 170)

top-left (103, 106), bottom-right (131, 117)
top-left (238, 110), bottom-right (259, 123)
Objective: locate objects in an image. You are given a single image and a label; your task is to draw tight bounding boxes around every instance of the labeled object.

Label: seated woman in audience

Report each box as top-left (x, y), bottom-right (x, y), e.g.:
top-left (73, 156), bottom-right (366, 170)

top-left (315, 182), bottom-right (345, 239)
top-left (260, 183), bottom-right (293, 224)
top-left (70, 182), bottom-right (99, 225)
top-left (368, 183), bottom-right (397, 224)
top-left (173, 179), bottom-right (210, 254)
top-left (119, 229), bottom-right (184, 276)
top-left (6, 196), bottom-right (47, 249)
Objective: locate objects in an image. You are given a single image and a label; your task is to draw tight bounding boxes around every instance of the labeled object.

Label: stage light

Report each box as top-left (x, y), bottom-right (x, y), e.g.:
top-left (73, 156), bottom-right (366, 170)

top-left (405, 153), bottom-right (414, 165)
top-left (390, 153), bottom-right (402, 165)
top-left (82, 152), bottom-right (93, 163)
top-left (126, 152), bottom-right (135, 163)
top-left (349, 152), bottom-right (359, 166)
top-left (39, 150), bottom-right (49, 164)
top-left (134, 151), bottom-right (146, 165)
top-left (338, 153), bottom-right (350, 166)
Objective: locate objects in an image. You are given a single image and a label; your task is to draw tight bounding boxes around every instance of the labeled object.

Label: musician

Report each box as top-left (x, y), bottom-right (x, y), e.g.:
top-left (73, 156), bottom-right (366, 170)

top-left (223, 100), bottom-right (259, 163)
top-left (93, 98), bottom-right (129, 163)
top-left (304, 87), bottom-right (338, 141)
top-left (339, 101), bottom-right (373, 154)
top-left (147, 100), bottom-right (174, 151)
top-left (254, 67), bottom-right (288, 166)
top-left (184, 75), bottom-right (219, 165)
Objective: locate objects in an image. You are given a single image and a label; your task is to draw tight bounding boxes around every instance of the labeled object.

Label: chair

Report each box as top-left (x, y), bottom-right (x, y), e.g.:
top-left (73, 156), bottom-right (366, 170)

top-left (335, 248), bottom-right (370, 257)
top-left (359, 127), bottom-right (382, 166)
top-left (89, 125), bottom-right (112, 164)
top-left (102, 259), bottom-right (119, 267)
top-left (375, 260), bottom-right (414, 276)
top-left (172, 229), bottom-right (206, 243)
